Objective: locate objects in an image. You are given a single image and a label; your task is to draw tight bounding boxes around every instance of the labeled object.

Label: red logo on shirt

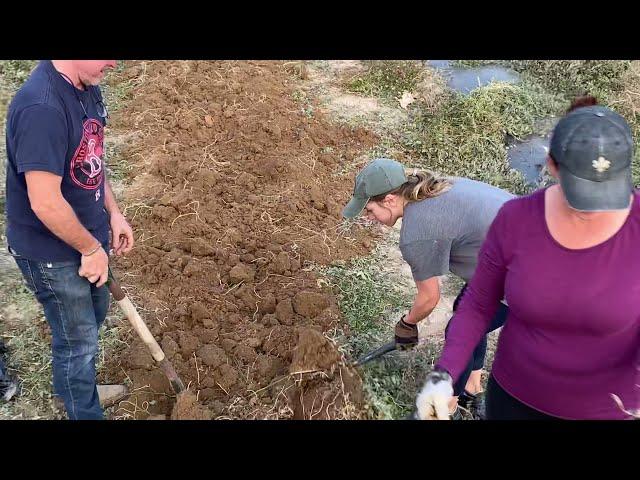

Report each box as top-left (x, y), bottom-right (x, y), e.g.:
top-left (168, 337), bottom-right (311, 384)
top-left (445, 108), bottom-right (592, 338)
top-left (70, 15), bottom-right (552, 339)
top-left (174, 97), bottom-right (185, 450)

top-left (70, 118), bottom-right (104, 190)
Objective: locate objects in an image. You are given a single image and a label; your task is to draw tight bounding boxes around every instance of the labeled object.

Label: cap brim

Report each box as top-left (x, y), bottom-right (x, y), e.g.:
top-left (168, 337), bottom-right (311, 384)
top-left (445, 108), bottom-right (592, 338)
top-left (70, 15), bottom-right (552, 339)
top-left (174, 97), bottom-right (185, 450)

top-left (559, 167), bottom-right (633, 211)
top-left (342, 195), bottom-right (369, 219)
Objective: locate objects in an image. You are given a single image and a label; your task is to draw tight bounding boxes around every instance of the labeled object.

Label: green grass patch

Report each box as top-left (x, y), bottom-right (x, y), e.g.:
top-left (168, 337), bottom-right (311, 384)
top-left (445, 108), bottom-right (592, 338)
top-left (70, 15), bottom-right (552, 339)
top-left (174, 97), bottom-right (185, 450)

top-left (444, 60), bottom-right (631, 104)
top-left (346, 61), bottom-right (425, 103)
top-left (0, 61), bottom-right (37, 89)
top-left (324, 254), bottom-right (408, 342)
top-left (449, 60), bottom-right (496, 69)
top-left (404, 80), bottom-right (565, 194)
top-left (504, 60), bottom-right (631, 103)
top-left (0, 281), bottom-right (59, 419)
top-left (485, 61), bottom-right (640, 186)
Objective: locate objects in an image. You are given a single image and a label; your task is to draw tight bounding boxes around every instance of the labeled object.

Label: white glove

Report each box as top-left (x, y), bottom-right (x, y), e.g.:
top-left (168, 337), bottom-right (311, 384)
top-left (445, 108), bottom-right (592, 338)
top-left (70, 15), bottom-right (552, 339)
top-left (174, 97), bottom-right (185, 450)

top-left (416, 369), bottom-right (454, 420)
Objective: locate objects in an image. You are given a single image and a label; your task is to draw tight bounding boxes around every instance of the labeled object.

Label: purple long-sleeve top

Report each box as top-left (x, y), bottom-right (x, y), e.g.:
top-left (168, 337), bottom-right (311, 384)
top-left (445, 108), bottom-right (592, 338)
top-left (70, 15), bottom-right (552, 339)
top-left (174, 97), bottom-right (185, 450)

top-left (436, 189), bottom-right (640, 419)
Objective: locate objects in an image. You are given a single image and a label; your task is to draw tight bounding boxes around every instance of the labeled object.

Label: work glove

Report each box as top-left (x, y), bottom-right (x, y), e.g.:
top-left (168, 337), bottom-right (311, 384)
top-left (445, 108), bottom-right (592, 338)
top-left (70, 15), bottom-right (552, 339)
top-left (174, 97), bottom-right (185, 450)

top-left (394, 314), bottom-right (418, 349)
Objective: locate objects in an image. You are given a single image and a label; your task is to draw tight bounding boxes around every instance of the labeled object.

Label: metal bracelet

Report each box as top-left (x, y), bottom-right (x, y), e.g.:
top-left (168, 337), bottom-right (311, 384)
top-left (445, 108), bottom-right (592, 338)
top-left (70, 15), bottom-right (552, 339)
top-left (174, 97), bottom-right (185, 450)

top-left (82, 244), bottom-right (102, 257)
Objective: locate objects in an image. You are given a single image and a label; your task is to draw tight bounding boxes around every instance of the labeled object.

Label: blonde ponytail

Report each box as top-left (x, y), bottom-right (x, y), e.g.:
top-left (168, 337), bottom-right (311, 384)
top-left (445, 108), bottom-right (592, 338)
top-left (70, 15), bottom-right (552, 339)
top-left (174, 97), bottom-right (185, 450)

top-left (372, 168), bottom-right (452, 203)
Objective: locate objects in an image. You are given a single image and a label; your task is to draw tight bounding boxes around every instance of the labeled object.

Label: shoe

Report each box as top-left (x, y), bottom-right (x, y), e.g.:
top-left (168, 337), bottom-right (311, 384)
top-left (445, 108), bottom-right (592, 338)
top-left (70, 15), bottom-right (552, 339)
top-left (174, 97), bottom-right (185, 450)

top-left (458, 390), bottom-right (486, 420)
top-left (450, 405), bottom-right (463, 420)
top-left (97, 384), bottom-right (129, 407)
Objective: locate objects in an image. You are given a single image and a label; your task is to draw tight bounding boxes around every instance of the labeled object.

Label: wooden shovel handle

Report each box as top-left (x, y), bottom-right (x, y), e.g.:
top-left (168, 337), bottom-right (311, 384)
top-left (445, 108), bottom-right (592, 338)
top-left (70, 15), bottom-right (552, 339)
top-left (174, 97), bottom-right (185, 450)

top-left (106, 269), bottom-right (185, 394)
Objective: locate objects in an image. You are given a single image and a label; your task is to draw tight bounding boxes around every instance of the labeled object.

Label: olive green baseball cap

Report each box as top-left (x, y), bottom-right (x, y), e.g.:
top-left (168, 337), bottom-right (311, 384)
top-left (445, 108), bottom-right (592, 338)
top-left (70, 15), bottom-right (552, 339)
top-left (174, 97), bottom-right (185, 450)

top-left (342, 158), bottom-right (408, 218)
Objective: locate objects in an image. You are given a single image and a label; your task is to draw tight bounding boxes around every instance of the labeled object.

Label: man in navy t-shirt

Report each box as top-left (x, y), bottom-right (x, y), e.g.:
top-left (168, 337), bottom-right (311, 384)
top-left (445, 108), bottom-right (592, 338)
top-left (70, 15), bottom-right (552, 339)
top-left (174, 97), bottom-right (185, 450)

top-left (4, 60), bottom-right (134, 419)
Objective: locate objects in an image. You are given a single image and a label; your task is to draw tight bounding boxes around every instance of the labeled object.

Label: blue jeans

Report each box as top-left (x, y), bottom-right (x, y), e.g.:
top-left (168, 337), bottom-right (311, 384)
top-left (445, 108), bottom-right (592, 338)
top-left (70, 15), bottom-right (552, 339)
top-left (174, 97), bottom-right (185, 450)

top-left (8, 246), bottom-right (109, 420)
top-left (445, 285), bottom-right (509, 396)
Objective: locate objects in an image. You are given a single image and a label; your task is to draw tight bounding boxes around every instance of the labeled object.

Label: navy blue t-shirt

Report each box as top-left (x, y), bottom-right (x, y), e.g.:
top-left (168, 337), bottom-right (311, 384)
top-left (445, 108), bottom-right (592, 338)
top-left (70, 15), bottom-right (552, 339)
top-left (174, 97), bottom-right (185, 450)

top-left (5, 60), bottom-right (110, 261)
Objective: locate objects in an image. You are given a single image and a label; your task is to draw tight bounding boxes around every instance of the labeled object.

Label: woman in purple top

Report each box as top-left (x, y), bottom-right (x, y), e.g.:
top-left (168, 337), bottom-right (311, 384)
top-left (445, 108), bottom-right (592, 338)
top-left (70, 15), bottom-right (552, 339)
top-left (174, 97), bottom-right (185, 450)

top-left (416, 96), bottom-right (640, 420)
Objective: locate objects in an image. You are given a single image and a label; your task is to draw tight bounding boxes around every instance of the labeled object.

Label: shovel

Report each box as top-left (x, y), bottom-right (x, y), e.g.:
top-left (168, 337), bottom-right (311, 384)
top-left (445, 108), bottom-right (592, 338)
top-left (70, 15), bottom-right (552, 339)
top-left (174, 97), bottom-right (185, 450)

top-left (106, 268), bottom-right (185, 395)
top-left (352, 339), bottom-right (420, 367)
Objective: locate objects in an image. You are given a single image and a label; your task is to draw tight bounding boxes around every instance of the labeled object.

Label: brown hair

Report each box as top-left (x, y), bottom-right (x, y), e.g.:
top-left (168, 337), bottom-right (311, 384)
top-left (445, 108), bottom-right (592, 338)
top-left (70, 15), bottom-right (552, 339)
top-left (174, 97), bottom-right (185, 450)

top-left (567, 95), bottom-right (598, 113)
top-left (549, 95), bottom-right (600, 166)
top-left (371, 168), bottom-right (452, 204)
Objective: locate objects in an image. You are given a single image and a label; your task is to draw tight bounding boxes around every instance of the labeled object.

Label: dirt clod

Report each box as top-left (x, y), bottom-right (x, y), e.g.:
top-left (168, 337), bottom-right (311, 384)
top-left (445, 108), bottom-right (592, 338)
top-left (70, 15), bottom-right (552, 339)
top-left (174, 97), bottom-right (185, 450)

top-left (293, 291), bottom-right (330, 319)
top-left (171, 391), bottom-right (212, 420)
